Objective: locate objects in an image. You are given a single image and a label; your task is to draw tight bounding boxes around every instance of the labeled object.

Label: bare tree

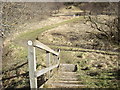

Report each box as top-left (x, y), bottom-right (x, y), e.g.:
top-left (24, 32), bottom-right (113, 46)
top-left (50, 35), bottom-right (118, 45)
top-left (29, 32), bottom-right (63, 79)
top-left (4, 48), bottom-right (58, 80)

top-left (2, 2), bottom-right (63, 38)
top-left (0, 2), bottom-right (3, 89)
top-left (49, 2), bottom-right (64, 14)
top-left (84, 2), bottom-right (119, 50)
top-left (0, 33), bottom-right (3, 90)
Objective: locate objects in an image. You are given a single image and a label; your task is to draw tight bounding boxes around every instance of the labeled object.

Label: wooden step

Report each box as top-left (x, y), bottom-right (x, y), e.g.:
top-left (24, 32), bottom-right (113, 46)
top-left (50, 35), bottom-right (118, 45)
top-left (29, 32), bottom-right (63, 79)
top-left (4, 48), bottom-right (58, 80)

top-left (58, 77), bottom-right (78, 81)
top-left (57, 75), bottom-right (77, 78)
top-left (50, 80), bottom-right (82, 84)
top-left (60, 73), bottom-right (79, 75)
top-left (60, 71), bottom-right (78, 75)
top-left (56, 72), bottom-right (79, 78)
top-left (59, 64), bottom-right (77, 72)
top-left (47, 83), bottom-right (86, 88)
top-left (40, 64), bottom-right (86, 88)
top-left (56, 74), bottom-right (78, 79)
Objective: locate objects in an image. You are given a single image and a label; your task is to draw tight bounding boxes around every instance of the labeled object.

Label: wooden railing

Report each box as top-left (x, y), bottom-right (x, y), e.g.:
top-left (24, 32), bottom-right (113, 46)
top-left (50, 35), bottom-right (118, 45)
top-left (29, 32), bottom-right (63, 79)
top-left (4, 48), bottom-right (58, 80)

top-left (27, 40), bottom-right (60, 88)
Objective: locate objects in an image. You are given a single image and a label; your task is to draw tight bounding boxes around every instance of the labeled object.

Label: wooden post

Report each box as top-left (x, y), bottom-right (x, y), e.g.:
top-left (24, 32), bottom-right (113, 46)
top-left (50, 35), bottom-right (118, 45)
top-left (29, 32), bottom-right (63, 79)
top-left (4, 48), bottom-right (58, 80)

top-left (46, 51), bottom-right (51, 79)
top-left (58, 49), bottom-right (60, 65)
top-left (54, 56), bottom-right (58, 64)
top-left (53, 55), bottom-right (56, 65)
top-left (28, 41), bottom-right (37, 88)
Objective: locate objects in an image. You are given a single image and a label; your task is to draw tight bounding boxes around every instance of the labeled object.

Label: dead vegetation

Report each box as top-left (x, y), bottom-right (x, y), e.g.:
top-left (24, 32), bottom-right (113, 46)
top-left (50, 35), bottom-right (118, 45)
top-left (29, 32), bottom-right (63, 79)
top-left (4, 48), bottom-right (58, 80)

top-left (1, 2), bottom-right (119, 89)
top-left (38, 17), bottom-right (119, 51)
top-left (60, 50), bottom-right (119, 88)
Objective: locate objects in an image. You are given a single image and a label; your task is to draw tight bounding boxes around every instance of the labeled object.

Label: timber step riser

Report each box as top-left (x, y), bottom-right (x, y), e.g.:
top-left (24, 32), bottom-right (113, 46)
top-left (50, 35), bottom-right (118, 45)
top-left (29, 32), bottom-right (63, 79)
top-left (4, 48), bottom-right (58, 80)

top-left (43, 64), bottom-right (87, 88)
top-left (46, 83), bottom-right (86, 88)
top-left (49, 81), bottom-right (82, 84)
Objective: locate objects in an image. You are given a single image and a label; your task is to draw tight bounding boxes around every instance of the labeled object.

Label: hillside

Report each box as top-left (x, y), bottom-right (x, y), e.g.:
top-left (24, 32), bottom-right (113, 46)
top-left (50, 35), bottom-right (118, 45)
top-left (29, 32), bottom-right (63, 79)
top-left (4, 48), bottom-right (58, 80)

top-left (1, 2), bottom-right (119, 89)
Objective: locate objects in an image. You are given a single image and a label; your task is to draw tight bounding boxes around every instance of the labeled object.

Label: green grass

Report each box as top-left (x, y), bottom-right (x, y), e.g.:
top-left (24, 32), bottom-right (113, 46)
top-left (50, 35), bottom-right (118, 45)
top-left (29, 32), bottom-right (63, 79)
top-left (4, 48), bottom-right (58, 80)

top-left (84, 71), bottom-right (118, 88)
top-left (2, 42), bottom-right (47, 88)
top-left (76, 59), bottom-right (119, 88)
top-left (3, 43), bottom-right (27, 71)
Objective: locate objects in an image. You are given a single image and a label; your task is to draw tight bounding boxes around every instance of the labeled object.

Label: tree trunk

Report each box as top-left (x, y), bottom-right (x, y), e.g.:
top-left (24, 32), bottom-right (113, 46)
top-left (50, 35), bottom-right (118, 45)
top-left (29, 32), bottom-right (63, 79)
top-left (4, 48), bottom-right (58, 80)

top-left (118, 2), bottom-right (120, 44)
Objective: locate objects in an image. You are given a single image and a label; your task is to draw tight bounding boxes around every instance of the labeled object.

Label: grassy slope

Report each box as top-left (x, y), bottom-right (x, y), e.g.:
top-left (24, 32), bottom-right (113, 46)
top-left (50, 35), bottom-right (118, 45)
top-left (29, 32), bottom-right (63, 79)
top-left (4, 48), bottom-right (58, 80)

top-left (3, 16), bottom-right (119, 88)
top-left (5, 17), bottom-right (83, 70)
top-left (16, 17), bottom-right (83, 42)
top-left (60, 50), bottom-right (119, 88)
top-left (3, 17), bottom-right (84, 88)
top-left (4, 17), bottom-right (83, 69)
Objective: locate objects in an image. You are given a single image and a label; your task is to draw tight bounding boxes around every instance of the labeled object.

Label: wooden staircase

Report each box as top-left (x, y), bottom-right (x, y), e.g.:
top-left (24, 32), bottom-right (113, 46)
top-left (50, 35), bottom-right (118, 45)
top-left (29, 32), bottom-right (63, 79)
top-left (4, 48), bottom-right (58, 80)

top-left (27, 40), bottom-right (86, 88)
top-left (42, 64), bottom-right (86, 88)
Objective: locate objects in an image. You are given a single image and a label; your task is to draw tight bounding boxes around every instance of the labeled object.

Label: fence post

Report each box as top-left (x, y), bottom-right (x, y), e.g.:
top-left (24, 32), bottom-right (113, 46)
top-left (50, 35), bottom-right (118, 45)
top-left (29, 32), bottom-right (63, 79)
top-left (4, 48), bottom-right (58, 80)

top-left (58, 49), bottom-right (60, 65)
top-left (53, 55), bottom-right (57, 65)
top-left (46, 51), bottom-right (51, 79)
top-left (28, 41), bottom-right (37, 88)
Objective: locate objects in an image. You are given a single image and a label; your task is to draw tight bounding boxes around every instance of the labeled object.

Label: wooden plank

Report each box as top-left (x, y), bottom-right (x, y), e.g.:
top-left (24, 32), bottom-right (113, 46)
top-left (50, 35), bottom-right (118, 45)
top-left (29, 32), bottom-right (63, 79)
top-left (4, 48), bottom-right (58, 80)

top-left (34, 40), bottom-right (59, 56)
top-left (47, 83), bottom-right (86, 88)
top-left (28, 41), bottom-right (37, 88)
top-left (50, 81), bottom-right (82, 84)
top-left (53, 56), bottom-right (57, 65)
top-left (58, 49), bottom-right (60, 65)
top-left (46, 52), bottom-right (51, 79)
top-left (54, 49), bottom-right (60, 65)
top-left (35, 64), bottom-right (59, 77)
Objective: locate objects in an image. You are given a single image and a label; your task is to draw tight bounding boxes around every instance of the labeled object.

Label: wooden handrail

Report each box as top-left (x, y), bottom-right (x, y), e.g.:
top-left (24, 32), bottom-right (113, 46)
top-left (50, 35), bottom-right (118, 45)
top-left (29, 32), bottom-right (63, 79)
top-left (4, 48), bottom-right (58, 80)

top-left (35, 64), bottom-right (59, 77)
top-left (34, 40), bottom-right (59, 56)
top-left (27, 40), bottom-right (60, 88)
